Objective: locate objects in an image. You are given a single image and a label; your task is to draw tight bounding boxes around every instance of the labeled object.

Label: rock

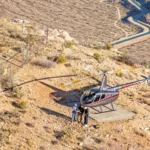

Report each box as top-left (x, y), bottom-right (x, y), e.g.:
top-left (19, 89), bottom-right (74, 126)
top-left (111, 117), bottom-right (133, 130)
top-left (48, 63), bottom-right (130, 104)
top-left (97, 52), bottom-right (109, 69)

top-left (12, 18), bottom-right (30, 24)
top-left (128, 147), bottom-right (135, 150)
top-left (61, 31), bottom-right (73, 41)
top-left (144, 127), bottom-right (149, 130)
top-left (79, 143), bottom-right (83, 146)
top-left (106, 134), bottom-right (110, 138)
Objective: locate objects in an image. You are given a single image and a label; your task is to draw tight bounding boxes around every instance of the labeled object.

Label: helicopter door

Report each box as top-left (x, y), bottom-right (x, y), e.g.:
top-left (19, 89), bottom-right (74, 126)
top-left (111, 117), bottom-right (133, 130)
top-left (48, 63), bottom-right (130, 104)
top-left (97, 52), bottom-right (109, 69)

top-left (94, 95), bottom-right (101, 102)
top-left (101, 94), bottom-right (105, 99)
top-left (94, 94), bottom-right (105, 102)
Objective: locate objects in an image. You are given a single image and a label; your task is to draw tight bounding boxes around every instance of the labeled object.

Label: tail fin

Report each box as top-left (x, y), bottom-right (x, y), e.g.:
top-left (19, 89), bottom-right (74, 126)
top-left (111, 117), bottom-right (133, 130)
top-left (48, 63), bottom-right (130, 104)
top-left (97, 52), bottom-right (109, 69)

top-left (141, 74), bottom-right (150, 85)
top-left (148, 74), bottom-right (150, 85)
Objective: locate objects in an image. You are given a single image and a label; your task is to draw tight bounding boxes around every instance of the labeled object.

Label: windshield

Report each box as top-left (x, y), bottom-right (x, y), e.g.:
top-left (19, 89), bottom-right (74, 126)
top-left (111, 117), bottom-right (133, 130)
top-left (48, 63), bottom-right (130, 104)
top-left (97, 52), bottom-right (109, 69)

top-left (84, 90), bottom-right (95, 97)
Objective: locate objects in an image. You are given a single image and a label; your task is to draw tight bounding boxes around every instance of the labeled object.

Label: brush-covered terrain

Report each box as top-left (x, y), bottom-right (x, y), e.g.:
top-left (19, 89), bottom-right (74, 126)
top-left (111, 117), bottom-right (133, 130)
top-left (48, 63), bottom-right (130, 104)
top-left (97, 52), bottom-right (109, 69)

top-left (0, 0), bottom-right (140, 45)
top-left (0, 19), bottom-right (150, 150)
top-left (120, 39), bottom-right (150, 66)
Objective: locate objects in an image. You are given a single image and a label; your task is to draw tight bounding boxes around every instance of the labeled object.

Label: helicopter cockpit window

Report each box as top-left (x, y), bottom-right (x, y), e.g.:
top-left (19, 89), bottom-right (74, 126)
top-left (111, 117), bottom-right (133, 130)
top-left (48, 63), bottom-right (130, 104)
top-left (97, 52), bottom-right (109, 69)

top-left (94, 94), bottom-right (105, 102)
top-left (101, 94), bottom-right (105, 99)
top-left (82, 90), bottom-right (96, 104)
top-left (95, 96), bottom-right (100, 102)
top-left (84, 90), bottom-right (95, 97)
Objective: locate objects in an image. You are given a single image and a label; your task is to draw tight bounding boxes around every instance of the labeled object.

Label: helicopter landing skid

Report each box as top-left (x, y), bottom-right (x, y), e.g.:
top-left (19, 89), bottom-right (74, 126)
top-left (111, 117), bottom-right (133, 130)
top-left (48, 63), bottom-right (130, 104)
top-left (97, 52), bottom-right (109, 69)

top-left (95, 103), bottom-right (115, 114)
top-left (99, 103), bottom-right (115, 113)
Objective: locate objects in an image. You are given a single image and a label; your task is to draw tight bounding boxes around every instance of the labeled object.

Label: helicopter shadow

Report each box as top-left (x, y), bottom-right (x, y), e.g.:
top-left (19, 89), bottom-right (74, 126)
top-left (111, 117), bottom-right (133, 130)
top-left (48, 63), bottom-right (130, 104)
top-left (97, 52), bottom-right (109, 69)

top-left (38, 76), bottom-right (102, 108)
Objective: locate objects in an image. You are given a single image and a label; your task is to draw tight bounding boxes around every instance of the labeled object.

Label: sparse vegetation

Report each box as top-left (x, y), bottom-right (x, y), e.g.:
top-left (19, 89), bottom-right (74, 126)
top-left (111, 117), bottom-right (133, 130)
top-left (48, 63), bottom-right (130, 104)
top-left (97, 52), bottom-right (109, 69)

top-left (0, 14), bottom-right (150, 150)
top-left (16, 101), bottom-right (29, 109)
top-left (118, 72), bottom-right (124, 78)
top-left (105, 43), bottom-right (112, 50)
top-left (32, 58), bottom-right (56, 68)
top-left (12, 87), bottom-right (24, 98)
top-left (93, 52), bottom-right (101, 60)
top-left (54, 130), bottom-right (66, 140)
top-left (120, 39), bottom-right (150, 65)
top-left (56, 55), bottom-right (67, 64)
top-left (64, 41), bottom-right (74, 48)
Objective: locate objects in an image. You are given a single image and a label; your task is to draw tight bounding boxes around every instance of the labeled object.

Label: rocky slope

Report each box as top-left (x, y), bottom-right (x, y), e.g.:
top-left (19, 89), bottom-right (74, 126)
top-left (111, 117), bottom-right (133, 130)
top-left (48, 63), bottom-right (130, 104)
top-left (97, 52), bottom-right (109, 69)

top-left (0, 19), bottom-right (150, 150)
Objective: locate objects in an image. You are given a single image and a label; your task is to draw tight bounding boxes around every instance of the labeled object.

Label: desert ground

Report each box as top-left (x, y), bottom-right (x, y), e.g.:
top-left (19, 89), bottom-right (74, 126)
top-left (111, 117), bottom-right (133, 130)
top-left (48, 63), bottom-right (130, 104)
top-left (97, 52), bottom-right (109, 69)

top-left (0, 19), bottom-right (150, 150)
top-left (0, 0), bottom-right (150, 150)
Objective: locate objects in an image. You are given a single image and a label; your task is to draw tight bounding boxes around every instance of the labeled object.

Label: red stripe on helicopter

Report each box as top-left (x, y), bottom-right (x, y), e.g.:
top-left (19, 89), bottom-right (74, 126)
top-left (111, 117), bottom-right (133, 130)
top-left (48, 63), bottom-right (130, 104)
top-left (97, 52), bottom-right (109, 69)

top-left (122, 83), bottom-right (134, 88)
top-left (84, 94), bottom-right (119, 106)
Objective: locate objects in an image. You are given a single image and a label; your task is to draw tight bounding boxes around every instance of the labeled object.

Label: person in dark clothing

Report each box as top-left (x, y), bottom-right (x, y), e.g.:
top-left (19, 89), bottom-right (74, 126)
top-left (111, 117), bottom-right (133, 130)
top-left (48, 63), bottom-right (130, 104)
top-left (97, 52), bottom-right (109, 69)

top-left (77, 105), bottom-right (85, 123)
top-left (84, 107), bottom-right (89, 126)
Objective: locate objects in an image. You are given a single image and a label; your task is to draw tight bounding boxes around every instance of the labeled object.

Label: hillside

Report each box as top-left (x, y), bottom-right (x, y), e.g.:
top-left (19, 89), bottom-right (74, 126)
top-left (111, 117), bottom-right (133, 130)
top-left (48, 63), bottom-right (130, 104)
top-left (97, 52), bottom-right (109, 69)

top-left (0, 19), bottom-right (150, 150)
top-left (120, 38), bottom-right (150, 66)
top-left (0, 0), bottom-right (140, 45)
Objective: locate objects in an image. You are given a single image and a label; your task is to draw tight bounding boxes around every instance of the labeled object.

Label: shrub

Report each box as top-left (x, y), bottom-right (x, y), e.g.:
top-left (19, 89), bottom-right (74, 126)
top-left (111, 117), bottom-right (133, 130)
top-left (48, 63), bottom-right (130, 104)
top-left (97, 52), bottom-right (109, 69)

top-left (93, 53), bottom-right (101, 60)
top-left (56, 55), bottom-right (67, 64)
top-left (118, 72), bottom-right (124, 78)
top-left (32, 58), bottom-right (56, 68)
top-left (145, 62), bottom-right (150, 69)
top-left (25, 122), bottom-right (34, 127)
top-left (119, 53), bottom-right (134, 66)
top-left (64, 41), bottom-right (74, 48)
top-left (12, 87), bottom-right (24, 98)
top-left (54, 130), bottom-right (66, 140)
top-left (105, 43), bottom-right (112, 50)
top-left (16, 101), bottom-right (29, 109)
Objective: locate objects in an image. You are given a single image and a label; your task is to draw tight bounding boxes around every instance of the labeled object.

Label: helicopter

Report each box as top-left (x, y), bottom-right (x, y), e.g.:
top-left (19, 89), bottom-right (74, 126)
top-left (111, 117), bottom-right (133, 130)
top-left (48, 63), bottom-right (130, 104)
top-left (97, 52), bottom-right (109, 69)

top-left (80, 73), bottom-right (150, 111)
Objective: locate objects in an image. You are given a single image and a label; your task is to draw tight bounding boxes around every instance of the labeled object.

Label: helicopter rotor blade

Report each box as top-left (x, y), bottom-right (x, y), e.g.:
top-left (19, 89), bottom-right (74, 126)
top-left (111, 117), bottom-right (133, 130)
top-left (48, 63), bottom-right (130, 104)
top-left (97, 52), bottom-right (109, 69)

top-left (60, 67), bottom-right (150, 87)
top-left (61, 72), bottom-right (104, 87)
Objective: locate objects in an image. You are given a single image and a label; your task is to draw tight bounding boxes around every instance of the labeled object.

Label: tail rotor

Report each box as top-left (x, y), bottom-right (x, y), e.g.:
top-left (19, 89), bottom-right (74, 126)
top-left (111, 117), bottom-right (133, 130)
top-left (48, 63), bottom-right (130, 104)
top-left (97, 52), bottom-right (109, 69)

top-left (141, 74), bottom-right (150, 85)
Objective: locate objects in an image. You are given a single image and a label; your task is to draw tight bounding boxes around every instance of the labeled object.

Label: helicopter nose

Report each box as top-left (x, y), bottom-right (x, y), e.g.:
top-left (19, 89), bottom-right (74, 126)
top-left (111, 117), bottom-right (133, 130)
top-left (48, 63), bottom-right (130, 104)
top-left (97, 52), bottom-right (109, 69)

top-left (80, 94), bottom-right (86, 104)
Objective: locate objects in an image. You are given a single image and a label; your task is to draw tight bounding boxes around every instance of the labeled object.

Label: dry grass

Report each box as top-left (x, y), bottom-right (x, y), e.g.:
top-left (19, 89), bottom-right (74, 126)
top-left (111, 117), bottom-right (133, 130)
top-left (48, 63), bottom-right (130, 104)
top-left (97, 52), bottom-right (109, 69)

top-left (120, 39), bottom-right (150, 65)
top-left (32, 58), bottom-right (56, 68)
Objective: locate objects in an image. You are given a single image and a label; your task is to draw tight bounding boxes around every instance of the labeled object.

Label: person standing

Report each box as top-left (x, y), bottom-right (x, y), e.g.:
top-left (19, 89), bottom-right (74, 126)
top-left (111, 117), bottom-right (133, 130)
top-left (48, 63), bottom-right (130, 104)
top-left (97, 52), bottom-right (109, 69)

top-left (77, 105), bottom-right (85, 123)
top-left (72, 103), bottom-right (77, 122)
top-left (84, 107), bottom-right (89, 126)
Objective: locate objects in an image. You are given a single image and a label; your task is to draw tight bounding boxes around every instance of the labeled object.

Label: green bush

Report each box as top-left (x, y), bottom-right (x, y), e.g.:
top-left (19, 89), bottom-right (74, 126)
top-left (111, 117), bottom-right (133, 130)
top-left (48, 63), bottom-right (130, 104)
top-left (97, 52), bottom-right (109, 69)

top-left (105, 43), bottom-right (112, 50)
top-left (64, 41), bottom-right (74, 48)
top-left (118, 72), bottom-right (124, 78)
top-left (93, 53), bottom-right (101, 60)
top-left (56, 55), bottom-right (67, 64)
top-left (17, 101), bottom-right (28, 109)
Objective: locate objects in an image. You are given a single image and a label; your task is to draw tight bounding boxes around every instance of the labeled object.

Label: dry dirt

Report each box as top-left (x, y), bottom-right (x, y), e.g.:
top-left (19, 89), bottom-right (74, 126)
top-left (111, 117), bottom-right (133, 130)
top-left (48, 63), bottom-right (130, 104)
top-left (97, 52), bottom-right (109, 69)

top-left (0, 24), bottom-right (150, 149)
top-left (0, 0), bottom-right (139, 44)
top-left (0, 5), bottom-right (149, 150)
